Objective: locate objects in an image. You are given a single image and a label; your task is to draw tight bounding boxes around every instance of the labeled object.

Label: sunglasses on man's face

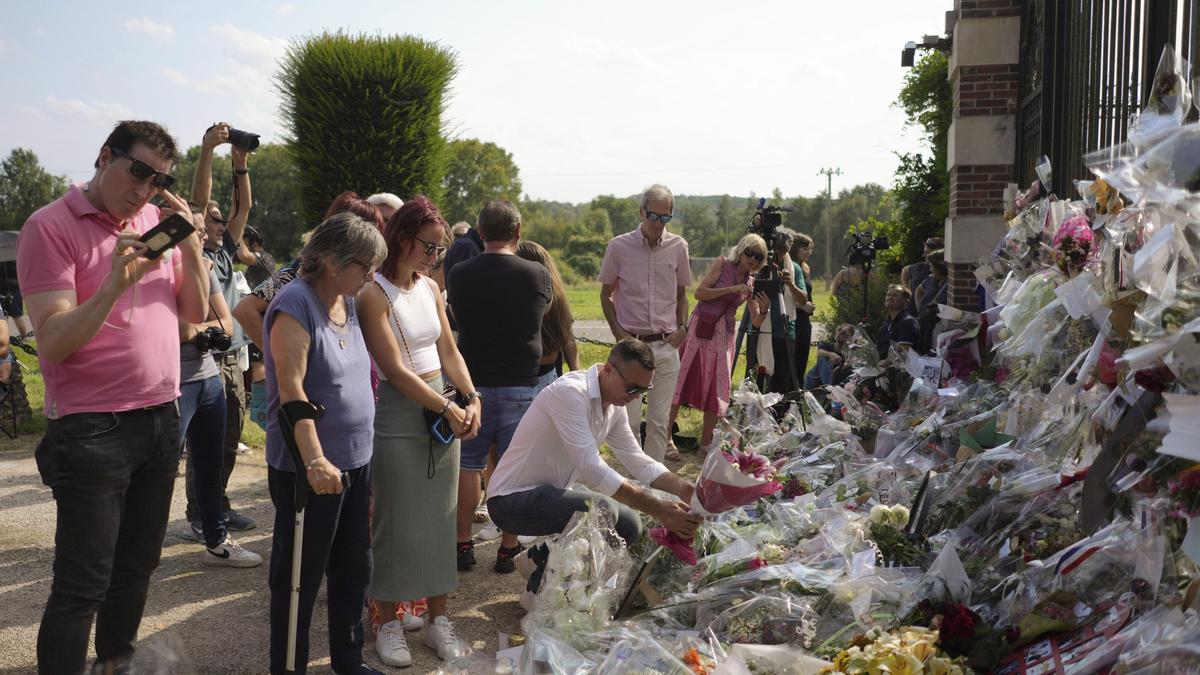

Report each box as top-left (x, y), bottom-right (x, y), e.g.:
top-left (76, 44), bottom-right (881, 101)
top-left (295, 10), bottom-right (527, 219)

top-left (109, 147), bottom-right (176, 189)
top-left (612, 361), bottom-right (653, 396)
top-left (645, 210), bottom-right (673, 224)
top-left (742, 249), bottom-right (765, 262)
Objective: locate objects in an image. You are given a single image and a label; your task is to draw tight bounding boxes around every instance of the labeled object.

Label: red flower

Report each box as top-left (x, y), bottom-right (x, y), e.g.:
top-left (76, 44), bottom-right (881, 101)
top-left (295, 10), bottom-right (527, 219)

top-left (1134, 363), bottom-right (1175, 393)
top-left (937, 603), bottom-right (979, 650)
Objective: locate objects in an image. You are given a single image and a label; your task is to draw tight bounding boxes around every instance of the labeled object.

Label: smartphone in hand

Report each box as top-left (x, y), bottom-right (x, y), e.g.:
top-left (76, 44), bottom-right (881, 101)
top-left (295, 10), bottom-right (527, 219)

top-left (139, 213), bottom-right (195, 260)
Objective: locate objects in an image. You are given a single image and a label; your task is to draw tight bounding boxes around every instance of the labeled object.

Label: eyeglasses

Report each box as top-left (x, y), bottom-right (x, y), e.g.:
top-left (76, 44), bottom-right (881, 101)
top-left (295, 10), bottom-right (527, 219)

top-left (207, 211), bottom-right (229, 225)
top-left (109, 147), bottom-right (176, 189)
top-left (611, 361), bottom-right (653, 396)
top-left (415, 236), bottom-right (447, 258)
top-left (742, 249), bottom-right (765, 262)
top-left (349, 259), bottom-right (375, 278)
top-left (645, 210), bottom-right (673, 224)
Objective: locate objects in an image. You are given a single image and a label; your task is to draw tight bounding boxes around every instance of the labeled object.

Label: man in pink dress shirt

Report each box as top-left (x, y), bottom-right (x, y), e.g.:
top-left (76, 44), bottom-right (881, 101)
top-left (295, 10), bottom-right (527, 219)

top-left (599, 184), bottom-right (691, 462)
top-left (17, 120), bottom-right (209, 675)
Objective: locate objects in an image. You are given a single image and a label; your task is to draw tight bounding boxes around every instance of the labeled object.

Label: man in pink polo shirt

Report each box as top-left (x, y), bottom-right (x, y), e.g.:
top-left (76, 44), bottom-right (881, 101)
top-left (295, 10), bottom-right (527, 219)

top-left (17, 120), bottom-right (209, 675)
top-left (599, 184), bottom-right (691, 462)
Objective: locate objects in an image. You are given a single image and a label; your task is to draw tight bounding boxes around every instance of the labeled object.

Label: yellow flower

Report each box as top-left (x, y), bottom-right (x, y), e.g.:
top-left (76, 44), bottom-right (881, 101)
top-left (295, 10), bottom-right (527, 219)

top-left (869, 650), bottom-right (923, 675)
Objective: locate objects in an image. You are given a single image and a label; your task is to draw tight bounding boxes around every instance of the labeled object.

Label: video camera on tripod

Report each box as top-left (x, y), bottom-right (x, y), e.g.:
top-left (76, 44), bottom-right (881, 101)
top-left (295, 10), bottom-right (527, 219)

top-left (846, 231), bottom-right (890, 271)
top-left (747, 199), bottom-right (794, 295)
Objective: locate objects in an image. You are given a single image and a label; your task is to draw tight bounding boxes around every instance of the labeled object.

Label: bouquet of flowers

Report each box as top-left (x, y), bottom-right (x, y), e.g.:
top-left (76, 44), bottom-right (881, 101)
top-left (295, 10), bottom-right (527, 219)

top-left (650, 449), bottom-right (783, 565)
top-left (1051, 214), bottom-right (1095, 274)
top-left (820, 626), bottom-right (966, 674)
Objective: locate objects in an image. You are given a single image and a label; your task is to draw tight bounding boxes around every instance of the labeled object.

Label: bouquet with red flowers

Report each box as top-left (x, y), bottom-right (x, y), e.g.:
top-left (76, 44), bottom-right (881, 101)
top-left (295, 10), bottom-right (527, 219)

top-left (650, 448), bottom-right (783, 565)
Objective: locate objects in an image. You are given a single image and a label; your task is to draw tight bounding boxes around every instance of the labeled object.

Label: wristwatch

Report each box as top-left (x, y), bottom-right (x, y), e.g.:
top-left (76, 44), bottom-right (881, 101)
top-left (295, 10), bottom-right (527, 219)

top-left (463, 391), bottom-right (482, 403)
top-left (233, 168), bottom-right (249, 176)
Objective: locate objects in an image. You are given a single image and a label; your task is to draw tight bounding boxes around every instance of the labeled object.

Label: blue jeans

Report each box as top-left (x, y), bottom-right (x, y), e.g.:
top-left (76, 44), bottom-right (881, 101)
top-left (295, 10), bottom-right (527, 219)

top-left (488, 485), bottom-right (642, 593)
top-left (179, 375), bottom-right (228, 548)
top-left (34, 403), bottom-right (181, 675)
top-left (532, 369), bottom-right (557, 396)
top-left (185, 360), bottom-right (242, 522)
top-left (268, 464), bottom-right (372, 675)
top-left (459, 385), bottom-right (536, 470)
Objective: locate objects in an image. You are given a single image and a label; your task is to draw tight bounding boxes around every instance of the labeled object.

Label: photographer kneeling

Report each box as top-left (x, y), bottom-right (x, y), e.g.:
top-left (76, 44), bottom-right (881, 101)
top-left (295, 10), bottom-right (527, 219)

top-left (177, 206), bottom-right (262, 567)
top-left (486, 339), bottom-right (703, 612)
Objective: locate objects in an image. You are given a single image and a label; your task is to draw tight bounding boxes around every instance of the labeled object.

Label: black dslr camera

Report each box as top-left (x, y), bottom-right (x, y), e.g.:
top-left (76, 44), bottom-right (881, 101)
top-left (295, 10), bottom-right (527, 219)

top-left (747, 199), bottom-right (794, 296)
top-left (205, 124), bottom-right (260, 152)
top-left (193, 326), bottom-right (233, 353)
top-left (846, 231), bottom-right (890, 270)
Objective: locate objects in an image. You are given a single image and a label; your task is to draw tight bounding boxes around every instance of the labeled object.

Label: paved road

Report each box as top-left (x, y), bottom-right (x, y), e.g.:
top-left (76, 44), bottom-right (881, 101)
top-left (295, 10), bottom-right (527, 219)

top-left (572, 320), bottom-right (826, 346)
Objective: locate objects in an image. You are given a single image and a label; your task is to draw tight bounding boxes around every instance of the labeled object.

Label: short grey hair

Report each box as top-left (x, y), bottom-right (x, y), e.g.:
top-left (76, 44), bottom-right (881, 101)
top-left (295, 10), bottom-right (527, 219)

top-left (772, 227), bottom-right (796, 252)
top-left (298, 212), bottom-right (388, 281)
top-left (639, 184), bottom-right (674, 211)
top-left (365, 193), bottom-right (404, 211)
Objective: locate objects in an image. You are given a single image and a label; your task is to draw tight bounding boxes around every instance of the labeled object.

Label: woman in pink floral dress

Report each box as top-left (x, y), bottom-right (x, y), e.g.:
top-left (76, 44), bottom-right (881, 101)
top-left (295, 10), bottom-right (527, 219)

top-left (668, 234), bottom-right (768, 455)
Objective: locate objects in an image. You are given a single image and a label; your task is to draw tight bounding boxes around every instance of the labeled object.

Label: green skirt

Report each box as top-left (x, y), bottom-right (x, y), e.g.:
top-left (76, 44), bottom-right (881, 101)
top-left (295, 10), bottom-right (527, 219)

top-left (368, 378), bottom-right (459, 602)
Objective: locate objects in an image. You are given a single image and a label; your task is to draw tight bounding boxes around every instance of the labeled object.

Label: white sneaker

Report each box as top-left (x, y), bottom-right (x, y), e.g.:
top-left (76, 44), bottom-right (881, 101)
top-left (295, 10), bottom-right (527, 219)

top-left (375, 620), bottom-right (413, 667)
top-left (514, 548), bottom-right (537, 581)
top-left (423, 615), bottom-right (466, 661)
top-left (477, 521), bottom-right (502, 541)
top-left (203, 536), bottom-right (263, 568)
top-left (517, 535), bottom-right (537, 545)
top-left (400, 612), bottom-right (423, 631)
top-left (236, 442), bottom-right (250, 455)
top-left (519, 590), bottom-right (537, 614)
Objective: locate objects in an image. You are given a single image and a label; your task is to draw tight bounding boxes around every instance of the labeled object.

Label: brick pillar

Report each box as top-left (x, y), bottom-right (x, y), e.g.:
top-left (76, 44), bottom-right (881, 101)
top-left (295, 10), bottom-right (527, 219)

top-left (944, 0), bottom-right (1021, 309)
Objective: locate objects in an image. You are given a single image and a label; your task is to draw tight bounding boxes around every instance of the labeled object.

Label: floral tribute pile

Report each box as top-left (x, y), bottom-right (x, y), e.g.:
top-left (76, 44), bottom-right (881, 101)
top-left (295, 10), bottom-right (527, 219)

top-left (505, 47), bottom-right (1200, 675)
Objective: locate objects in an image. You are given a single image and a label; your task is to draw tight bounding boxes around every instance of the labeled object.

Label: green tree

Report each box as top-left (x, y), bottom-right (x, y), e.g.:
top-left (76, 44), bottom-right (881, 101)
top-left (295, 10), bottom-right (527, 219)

top-left (589, 194), bottom-right (639, 234)
top-left (0, 148), bottom-right (68, 229)
top-left (563, 234), bottom-right (608, 279)
top-left (889, 50), bottom-right (951, 267)
top-left (521, 198), bottom-right (577, 251)
top-left (441, 138), bottom-right (522, 224)
top-left (675, 199), bottom-right (721, 256)
top-left (277, 32), bottom-right (458, 227)
top-left (576, 206), bottom-right (612, 238)
top-left (172, 143), bottom-right (304, 258)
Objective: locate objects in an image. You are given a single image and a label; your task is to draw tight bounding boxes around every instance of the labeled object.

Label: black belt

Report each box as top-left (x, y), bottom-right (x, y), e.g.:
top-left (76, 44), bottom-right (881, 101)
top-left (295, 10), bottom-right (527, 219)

top-left (631, 332), bottom-right (670, 343)
top-left (120, 401), bottom-right (175, 415)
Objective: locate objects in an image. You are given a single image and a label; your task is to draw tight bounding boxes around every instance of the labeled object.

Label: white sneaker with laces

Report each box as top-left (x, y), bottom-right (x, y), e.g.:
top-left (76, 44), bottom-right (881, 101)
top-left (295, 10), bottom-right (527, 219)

top-left (517, 534), bottom-right (537, 545)
top-left (400, 612), bottom-right (423, 631)
top-left (423, 615), bottom-right (466, 661)
top-left (375, 620), bottom-right (413, 667)
top-left (476, 521), bottom-right (502, 541)
top-left (203, 536), bottom-right (263, 568)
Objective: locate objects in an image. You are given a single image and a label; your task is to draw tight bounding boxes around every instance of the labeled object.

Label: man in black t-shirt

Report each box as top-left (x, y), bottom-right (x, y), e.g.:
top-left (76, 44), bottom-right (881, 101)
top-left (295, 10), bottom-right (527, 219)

top-left (877, 284), bottom-right (920, 361)
top-left (448, 200), bottom-right (551, 575)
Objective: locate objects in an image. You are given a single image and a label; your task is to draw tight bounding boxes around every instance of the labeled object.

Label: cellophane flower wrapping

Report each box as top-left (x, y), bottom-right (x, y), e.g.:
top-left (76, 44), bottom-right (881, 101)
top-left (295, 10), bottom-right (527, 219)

top-left (650, 448), bottom-right (783, 565)
top-left (522, 501), bottom-right (633, 652)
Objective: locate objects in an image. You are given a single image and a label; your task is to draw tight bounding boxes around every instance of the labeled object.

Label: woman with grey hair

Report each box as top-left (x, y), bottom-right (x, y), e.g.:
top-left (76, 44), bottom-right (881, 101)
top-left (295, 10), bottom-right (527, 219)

top-left (263, 212), bottom-right (388, 675)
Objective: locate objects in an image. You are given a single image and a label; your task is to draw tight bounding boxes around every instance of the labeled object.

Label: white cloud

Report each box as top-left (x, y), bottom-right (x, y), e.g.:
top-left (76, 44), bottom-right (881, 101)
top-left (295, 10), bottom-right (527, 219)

top-left (275, 3), bottom-right (296, 15)
top-left (208, 24), bottom-right (289, 64)
top-left (123, 17), bottom-right (176, 41)
top-left (43, 96), bottom-right (133, 126)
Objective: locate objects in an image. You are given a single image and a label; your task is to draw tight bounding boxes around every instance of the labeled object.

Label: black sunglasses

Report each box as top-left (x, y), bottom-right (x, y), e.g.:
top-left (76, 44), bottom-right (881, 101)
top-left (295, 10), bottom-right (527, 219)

top-left (415, 236), bottom-right (447, 258)
top-left (742, 249), bottom-right (765, 262)
top-left (645, 210), bottom-right (673, 224)
top-left (109, 147), bottom-right (176, 189)
top-left (612, 361), bottom-right (653, 396)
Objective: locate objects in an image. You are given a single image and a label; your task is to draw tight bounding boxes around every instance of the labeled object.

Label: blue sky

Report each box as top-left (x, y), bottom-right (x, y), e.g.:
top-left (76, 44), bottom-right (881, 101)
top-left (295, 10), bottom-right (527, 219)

top-left (0, 0), bottom-right (953, 203)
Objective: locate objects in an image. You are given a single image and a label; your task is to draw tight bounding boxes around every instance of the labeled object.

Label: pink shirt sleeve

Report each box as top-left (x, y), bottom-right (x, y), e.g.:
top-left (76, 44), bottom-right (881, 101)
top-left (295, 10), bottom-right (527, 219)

top-left (676, 238), bottom-right (692, 286)
top-left (598, 239), bottom-right (620, 285)
top-left (17, 219), bottom-right (77, 296)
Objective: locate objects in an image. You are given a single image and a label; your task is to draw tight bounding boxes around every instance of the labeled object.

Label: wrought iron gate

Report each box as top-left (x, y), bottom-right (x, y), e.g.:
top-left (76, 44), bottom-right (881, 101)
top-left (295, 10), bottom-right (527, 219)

top-left (1016, 0), bottom-right (1200, 194)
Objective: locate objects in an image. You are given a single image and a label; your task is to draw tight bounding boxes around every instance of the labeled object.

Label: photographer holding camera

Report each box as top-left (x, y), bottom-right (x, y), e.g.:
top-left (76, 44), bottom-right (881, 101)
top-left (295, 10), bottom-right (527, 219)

top-left (184, 122), bottom-right (258, 538)
top-left (177, 207), bottom-right (263, 568)
top-left (17, 120), bottom-right (209, 674)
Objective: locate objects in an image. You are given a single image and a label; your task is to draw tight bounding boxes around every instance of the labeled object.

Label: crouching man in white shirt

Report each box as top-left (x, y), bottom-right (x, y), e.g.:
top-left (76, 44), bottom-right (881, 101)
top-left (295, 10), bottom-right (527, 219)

top-left (486, 338), bottom-right (703, 609)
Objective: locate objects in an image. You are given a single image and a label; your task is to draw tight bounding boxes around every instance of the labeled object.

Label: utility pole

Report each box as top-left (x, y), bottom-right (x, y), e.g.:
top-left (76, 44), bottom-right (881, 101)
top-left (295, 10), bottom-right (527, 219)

top-left (818, 167), bottom-right (842, 284)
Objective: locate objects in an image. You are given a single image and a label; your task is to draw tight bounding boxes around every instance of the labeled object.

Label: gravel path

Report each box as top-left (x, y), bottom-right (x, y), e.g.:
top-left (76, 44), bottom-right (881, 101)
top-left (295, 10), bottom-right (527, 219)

top-left (0, 437), bottom-right (527, 674)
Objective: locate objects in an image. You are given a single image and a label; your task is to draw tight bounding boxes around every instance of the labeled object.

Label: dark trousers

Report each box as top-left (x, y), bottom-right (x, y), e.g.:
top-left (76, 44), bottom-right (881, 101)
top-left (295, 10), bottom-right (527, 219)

top-left (34, 403), bottom-right (181, 675)
top-left (794, 316), bottom-right (813, 381)
top-left (179, 375), bottom-right (228, 548)
top-left (488, 485), bottom-right (642, 593)
top-left (185, 359), bottom-right (243, 520)
top-left (268, 464), bottom-right (372, 675)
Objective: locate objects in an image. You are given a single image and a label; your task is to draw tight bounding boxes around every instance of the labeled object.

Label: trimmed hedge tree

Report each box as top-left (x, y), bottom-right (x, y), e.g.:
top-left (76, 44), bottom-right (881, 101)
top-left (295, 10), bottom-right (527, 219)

top-left (277, 32), bottom-right (458, 226)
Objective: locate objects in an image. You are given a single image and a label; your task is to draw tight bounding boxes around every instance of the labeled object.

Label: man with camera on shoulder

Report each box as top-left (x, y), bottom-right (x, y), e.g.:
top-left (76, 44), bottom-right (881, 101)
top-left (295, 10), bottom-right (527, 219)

top-left (17, 120), bottom-right (209, 674)
top-left (182, 122), bottom-right (258, 540)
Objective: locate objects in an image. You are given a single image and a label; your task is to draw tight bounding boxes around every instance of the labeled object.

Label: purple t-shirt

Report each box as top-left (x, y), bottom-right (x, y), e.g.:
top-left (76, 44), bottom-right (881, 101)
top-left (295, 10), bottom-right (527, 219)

top-left (264, 277), bottom-right (374, 471)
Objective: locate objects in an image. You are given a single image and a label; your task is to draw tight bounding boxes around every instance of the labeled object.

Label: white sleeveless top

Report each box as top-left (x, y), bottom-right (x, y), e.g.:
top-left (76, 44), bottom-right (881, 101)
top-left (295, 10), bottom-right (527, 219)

top-left (373, 273), bottom-right (442, 376)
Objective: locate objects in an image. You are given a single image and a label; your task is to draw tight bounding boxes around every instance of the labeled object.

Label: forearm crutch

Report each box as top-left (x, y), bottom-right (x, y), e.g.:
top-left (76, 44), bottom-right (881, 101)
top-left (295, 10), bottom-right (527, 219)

top-left (278, 400), bottom-right (346, 675)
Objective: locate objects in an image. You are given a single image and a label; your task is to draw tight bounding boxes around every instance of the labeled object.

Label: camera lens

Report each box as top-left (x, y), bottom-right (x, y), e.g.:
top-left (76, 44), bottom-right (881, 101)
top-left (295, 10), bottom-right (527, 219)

top-left (227, 128), bottom-right (260, 152)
